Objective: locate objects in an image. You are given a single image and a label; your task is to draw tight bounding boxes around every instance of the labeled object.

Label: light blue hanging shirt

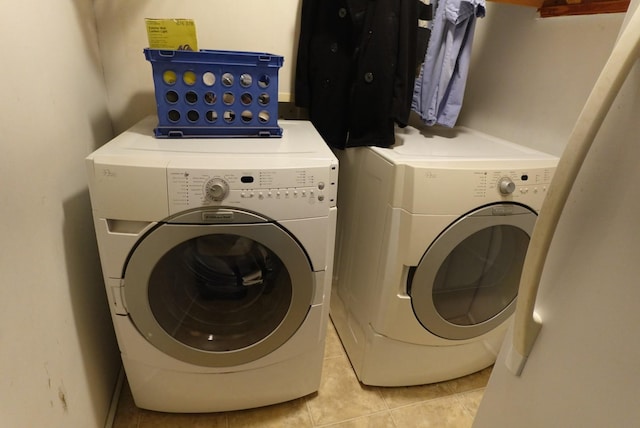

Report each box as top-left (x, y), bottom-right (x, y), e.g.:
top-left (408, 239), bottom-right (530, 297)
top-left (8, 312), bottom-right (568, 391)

top-left (412, 0), bottom-right (485, 127)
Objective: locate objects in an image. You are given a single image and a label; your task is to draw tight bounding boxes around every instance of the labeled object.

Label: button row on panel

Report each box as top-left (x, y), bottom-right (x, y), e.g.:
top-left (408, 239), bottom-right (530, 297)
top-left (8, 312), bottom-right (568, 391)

top-left (518, 186), bottom-right (548, 194)
top-left (240, 189), bottom-right (325, 201)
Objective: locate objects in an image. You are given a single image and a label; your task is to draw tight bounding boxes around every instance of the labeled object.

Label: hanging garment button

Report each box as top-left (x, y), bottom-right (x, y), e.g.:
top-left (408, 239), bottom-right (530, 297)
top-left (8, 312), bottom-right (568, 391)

top-left (338, 8), bottom-right (347, 18)
top-left (364, 72), bottom-right (374, 83)
top-left (330, 42), bottom-right (338, 53)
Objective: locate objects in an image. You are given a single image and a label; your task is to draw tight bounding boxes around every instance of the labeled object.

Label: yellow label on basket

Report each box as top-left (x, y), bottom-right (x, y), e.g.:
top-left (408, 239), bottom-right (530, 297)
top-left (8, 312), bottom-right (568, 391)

top-left (145, 19), bottom-right (198, 51)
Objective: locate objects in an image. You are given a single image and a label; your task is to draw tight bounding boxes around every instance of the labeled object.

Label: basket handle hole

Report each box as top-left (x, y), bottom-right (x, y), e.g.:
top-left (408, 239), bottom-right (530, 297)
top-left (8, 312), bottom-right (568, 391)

top-left (258, 75), bottom-right (270, 89)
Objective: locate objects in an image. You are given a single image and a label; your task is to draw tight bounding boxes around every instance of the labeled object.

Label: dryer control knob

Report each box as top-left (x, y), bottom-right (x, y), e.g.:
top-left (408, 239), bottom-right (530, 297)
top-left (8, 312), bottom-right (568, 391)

top-left (498, 177), bottom-right (516, 195)
top-left (206, 178), bottom-right (229, 201)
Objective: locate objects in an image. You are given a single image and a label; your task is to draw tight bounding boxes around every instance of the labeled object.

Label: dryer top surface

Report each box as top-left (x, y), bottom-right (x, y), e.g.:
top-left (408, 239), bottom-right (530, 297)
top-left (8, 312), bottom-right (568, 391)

top-left (371, 126), bottom-right (558, 166)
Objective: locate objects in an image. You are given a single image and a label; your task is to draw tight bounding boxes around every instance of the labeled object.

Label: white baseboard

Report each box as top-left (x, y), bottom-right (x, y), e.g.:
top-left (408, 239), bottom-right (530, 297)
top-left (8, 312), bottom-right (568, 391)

top-left (104, 366), bottom-right (125, 428)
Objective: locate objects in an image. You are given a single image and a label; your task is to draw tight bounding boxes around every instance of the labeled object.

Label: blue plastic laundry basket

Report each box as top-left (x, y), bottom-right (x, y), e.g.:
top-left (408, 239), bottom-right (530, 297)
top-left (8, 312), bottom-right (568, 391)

top-left (144, 48), bottom-right (284, 138)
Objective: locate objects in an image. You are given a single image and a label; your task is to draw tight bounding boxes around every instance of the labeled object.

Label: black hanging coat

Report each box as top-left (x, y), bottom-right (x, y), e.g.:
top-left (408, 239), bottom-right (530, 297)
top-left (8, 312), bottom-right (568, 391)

top-left (295, 0), bottom-right (420, 149)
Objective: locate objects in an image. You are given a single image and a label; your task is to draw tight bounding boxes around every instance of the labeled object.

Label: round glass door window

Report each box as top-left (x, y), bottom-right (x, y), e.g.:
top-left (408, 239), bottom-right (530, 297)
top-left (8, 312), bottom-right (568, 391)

top-left (123, 221), bottom-right (314, 367)
top-left (410, 204), bottom-right (536, 340)
top-left (148, 234), bottom-right (291, 352)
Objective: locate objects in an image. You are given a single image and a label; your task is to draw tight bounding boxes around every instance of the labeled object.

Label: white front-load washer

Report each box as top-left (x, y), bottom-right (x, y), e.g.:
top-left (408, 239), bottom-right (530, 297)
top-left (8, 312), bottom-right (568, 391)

top-left (86, 117), bottom-right (338, 412)
top-left (330, 126), bottom-right (558, 386)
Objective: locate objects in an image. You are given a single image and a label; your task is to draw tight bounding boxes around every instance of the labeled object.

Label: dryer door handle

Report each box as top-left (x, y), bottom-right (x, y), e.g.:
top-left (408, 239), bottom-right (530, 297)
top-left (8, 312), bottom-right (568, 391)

top-left (107, 278), bottom-right (128, 315)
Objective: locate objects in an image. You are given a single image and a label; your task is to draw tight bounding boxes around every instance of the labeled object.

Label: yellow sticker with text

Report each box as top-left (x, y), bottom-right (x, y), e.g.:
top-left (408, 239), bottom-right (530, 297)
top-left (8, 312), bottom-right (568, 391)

top-left (145, 19), bottom-right (198, 51)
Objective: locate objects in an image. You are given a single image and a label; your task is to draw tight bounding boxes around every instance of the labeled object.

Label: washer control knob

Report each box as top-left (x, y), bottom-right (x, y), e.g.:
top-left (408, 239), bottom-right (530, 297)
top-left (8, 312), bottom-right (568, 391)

top-left (206, 178), bottom-right (229, 201)
top-left (498, 177), bottom-right (516, 195)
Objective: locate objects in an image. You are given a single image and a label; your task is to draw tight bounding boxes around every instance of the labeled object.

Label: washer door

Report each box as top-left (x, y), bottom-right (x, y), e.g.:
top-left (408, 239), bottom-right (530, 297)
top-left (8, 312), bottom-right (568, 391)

top-left (123, 210), bottom-right (314, 367)
top-left (409, 203), bottom-right (536, 340)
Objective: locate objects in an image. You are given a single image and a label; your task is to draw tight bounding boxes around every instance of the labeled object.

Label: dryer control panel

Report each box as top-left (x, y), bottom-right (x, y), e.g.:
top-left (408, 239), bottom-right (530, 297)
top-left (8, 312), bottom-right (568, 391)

top-left (478, 169), bottom-right (555, 199)
top-left (405, 164), bottom-right (557, 215)
top-left (167, 166), bottom-right (338, 219)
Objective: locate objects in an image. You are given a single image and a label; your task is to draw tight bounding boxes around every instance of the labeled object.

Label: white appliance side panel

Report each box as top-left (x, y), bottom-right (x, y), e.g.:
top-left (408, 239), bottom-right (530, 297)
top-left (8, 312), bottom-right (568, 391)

top-left (473, 64), bottom-right (640, 426)
top-left (323, 206), bottom-right (338, 294)
top-left (335, 149), bottom-right (396, 326)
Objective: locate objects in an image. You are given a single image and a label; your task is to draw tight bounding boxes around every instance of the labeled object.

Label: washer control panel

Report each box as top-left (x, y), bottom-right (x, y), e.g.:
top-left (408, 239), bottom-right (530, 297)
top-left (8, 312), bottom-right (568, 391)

top-left (167, 166), bottom-right (337, 217)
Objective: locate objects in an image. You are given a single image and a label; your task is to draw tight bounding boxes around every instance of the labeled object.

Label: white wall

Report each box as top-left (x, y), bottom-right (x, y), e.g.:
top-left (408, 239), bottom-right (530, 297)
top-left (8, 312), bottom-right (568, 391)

top-left (475, 60), bottom-right (640, 428)
top-left (460, 3), bottom-right (625, 156)
top-left (93, 0), bottom-right (301, 134)
top-left (0, 1), bottom-right (119, 427)
top-left (95, 0), bottom-right (628, 156)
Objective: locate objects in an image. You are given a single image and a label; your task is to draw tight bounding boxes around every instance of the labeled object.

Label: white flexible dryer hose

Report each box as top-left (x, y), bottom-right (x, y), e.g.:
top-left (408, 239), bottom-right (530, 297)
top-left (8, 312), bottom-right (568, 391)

top-left (506, 5), bottom-right (640, 376)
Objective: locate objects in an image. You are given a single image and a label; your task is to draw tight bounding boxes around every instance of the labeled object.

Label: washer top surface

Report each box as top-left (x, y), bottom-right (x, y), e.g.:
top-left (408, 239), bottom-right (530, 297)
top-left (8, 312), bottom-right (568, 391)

top-left (89, 117), bottom-right (336, 168)
top-left (371, 125), bottom-right (558, 165)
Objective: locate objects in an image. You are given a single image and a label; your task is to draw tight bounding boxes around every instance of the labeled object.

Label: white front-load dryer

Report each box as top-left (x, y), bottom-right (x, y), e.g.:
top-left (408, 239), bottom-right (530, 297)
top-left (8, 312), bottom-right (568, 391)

top-left (330, 126), bottom-right (558, 386)
top-left (86, 117), bottom-right (338, 412)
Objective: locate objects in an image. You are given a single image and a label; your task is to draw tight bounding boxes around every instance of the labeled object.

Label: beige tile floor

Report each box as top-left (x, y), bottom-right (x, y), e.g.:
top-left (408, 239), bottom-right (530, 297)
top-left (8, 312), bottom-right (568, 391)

top-left (113, 319), bottom-right (491, 428)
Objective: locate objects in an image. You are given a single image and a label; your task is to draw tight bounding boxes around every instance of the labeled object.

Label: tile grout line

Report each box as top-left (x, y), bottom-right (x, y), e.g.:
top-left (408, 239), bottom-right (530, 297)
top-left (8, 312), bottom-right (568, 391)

top-left (312, 409), bottom-right (396, 428)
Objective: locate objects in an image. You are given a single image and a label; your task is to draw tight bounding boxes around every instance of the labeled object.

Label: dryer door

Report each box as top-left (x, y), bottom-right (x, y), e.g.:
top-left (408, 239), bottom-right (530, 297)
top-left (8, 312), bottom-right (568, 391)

top-left (409, 203), bottom-right (536, 340)
top-left (122, 209), bottom-right (314, 367)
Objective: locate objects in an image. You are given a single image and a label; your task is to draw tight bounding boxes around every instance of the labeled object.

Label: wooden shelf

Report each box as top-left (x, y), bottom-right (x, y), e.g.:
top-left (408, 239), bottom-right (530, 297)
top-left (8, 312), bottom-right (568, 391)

top-left (539, 0), bottom-right (630, 17)
top-left (487, 0), bottom-right (629, 16)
